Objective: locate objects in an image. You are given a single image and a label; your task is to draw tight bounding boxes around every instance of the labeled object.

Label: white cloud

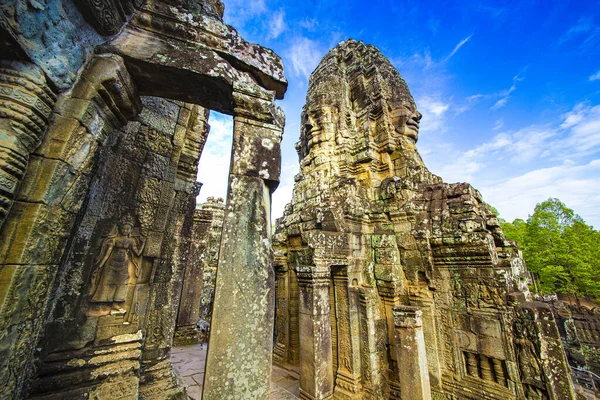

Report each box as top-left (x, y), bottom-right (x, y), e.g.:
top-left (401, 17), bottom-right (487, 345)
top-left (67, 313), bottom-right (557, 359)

top-left (196, 112), bottom-right (233, 204)
top-left (223, 0), bottom-right (267, 26)
top-left (559, 17), bottom-right (600, 48)
top-left (478, 160), bottom-right (600, 227)
top-left (285, 37), bottom-right (324, 79)
top-left (267, 9), bottom-right (286, 39)
top-left (589, 70), bottom-right (600, 81)
top-left (552, 102), bottom-right (600, 157)
top-left (467, 94), bottom-right (484, 102)
top-left (442, 34), bottom-right (472, 63)
top-left (490, 73), bottom-right (523, 110)
top-left (560, 102), bottom-right (587, 128)
top-left (397, 50), bottom-right (435, 70)
top-left (398, 35), bottom-right (472, 72)
top-left (493, 119), bottom-right (504, 130)
top-left (491, 97), bottom-right (508, 110)
top-left (416, 97), bottom-right (450, 132)
top-left (424, 100), bottom-right (600, 226)
top-left (272, 161), bottom-right (299, 220)
top-left (298, 17), bottom-right (318, 30)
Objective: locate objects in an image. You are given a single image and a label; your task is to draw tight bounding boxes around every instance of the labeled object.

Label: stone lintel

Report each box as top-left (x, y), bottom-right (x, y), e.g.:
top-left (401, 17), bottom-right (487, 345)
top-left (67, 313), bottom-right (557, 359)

top-left (393, 305), bottom-right (423, 329)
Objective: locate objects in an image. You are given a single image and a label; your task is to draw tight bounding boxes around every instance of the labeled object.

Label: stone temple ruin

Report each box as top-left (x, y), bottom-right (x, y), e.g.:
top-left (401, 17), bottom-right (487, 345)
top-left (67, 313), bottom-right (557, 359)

top-left (0, 1), bottom-right (585, 400)
top-left (271, 39), bottom-right (577, 400)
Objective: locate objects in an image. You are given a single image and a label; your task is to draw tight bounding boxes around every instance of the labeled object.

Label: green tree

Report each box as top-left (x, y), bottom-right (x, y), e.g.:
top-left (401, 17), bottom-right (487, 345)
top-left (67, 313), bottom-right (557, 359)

top-left (500, 198), bottom-right (600, 299)
top-left (500, 218), bottom-right (526, 250)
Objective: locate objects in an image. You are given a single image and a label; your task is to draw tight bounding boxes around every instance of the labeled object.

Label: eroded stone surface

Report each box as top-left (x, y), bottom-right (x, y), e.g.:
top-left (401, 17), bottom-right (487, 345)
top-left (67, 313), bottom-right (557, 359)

top-left (0, 1), bottom-right (286, 398)
top-left (174, 197), bottom-right (224, 346)
top-left (273, 39), bottom-right (576, 400)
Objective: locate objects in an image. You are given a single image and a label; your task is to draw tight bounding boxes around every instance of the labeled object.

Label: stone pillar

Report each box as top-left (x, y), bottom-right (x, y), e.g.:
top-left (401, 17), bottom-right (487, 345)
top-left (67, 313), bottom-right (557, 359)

top-left (331, 267), bottom-right (362, 398)
top-left (174, 210), bottom-right (209, 345)
top-left (357, 288), bottom-right (381, 395)
top-left (376, 281), bottom-right (402, 373)
top-left (203, 88), bottom-right (283, 399)
top-left (392, 305), bottom-right (431, 400)
top-left (297, 266), bottom-right (334, 400)
top-left (273, 264), bottom-right (290, 366)
top-left (0, 61), bottom-right (56, 228)
top-left (412, 298), bottom-right (442, 389)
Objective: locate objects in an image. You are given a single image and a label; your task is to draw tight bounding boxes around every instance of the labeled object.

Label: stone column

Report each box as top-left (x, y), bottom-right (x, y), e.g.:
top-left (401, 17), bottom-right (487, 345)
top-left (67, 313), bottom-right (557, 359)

top-left (273, 264), bottom-right (290, 366)
top-left (331, 267), bottom-right (362, 398)
top-left (203, 88), bottom-right (284, 399)
top-left (376, 281), bottom-right (402, 374)
top-left (412, 298), bottom-right (442, 389)
top-left (297, 266), bottom-right (334, 400)
top-left (0, 61), bottom-right (56, 228)
top-left (174, 210), bottom-right (209, 345)
top-left (392, 306), bottom-right (431, 400)
top-left (357, 288), bottom-right (381, 395)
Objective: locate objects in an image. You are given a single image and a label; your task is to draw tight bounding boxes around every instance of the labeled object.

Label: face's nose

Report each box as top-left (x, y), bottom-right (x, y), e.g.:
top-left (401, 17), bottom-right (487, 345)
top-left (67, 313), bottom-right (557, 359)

top-left (414, 110), bottom-right (422, 123)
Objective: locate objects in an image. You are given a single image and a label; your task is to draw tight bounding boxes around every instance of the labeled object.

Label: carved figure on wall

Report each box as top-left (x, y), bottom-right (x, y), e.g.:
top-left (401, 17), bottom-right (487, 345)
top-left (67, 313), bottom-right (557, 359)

top-left (514, 321), bottom-right (548, 399)
top-left (90, 215), bottom-right (145, 314)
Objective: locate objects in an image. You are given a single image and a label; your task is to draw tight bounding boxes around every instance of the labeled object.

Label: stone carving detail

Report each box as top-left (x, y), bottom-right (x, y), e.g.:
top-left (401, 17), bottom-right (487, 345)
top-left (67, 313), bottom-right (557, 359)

top-left (0, 61), bottom-right (55, 228)
top-left (273, 39), bottom-right (576, 400)
top-left (89, 215), bottom-right (145, 315)
top-left (514, 317), bottom-right (549, 399)
top-left (74, 0), bottom-right (141, 36)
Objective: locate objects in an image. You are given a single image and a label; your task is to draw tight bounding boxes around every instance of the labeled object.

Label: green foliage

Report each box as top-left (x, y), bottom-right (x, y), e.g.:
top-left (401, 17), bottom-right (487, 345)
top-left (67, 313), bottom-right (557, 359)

top-left (500, 198), bottom-right (600, 299)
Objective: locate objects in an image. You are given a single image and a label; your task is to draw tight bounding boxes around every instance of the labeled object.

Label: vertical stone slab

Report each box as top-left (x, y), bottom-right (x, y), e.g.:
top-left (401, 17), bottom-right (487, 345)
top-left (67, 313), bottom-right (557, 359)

top-left (332, 267), bottom-right (362, 398)
top-left (392, 305), bottom-right (432, 400)
top-left (412, 299), bottom-right (442, 389)
top-left (273, 264), bottom-right (291, 366)
top-left (297, 266), bottom-right (334, 400)
top-left (516, 302), bottom-right (577, 400)
top-left (203, 89), bottom-right (283, 399)
top-left (357, 288), bottom-right (381, 395)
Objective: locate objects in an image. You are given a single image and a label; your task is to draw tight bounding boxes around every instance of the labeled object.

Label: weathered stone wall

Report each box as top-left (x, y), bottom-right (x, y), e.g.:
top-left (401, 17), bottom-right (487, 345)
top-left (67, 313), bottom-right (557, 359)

top-left (196, 198), bottom-right (224, 324)
top-left (273, 39), bottom-right (576, 400)
top-left (26, 97), bottom-right (208, 399)
top-left (173, 197), bottom-right (224, 345)
top-left (543, 295), bottom-right (600, 396)
top-left (0, 1), bottom-right (287, 398)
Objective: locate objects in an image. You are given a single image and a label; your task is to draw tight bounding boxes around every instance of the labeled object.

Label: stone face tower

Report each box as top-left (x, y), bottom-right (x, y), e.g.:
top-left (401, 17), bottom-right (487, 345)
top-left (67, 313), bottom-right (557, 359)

top-left (273, 39), bottom-right (575, 400)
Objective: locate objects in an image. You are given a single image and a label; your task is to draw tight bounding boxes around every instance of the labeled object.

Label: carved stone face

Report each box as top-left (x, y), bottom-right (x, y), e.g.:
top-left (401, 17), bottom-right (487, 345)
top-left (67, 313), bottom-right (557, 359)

top-left (390, 101), bottom-right (422, 142)
top-left (119, 223), bottom-right (133, 236)
top-left (303, 104), bottom-right (334, 149)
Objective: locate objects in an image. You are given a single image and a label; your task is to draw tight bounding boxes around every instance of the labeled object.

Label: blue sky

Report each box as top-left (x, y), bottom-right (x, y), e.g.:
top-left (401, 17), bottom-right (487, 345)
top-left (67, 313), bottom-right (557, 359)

top-left (197, 0), bottom-right (600, 228)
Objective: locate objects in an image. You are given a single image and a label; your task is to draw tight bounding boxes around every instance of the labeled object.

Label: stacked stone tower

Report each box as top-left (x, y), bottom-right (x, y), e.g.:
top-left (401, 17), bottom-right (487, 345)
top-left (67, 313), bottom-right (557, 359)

top-left (273, 39), bottom-right (575, 400)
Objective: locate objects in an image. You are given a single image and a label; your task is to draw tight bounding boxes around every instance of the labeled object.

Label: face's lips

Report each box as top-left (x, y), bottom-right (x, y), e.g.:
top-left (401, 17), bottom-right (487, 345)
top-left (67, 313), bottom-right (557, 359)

top-left (308, 126), bottom-right (321, 136)
top-left (406, 119), bottom-right (419, 129)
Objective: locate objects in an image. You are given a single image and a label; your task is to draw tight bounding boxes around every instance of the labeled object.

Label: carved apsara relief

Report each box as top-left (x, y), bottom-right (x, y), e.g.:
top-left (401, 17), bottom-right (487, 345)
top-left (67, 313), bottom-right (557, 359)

top-left (89, 214), bottom-right (145, 316)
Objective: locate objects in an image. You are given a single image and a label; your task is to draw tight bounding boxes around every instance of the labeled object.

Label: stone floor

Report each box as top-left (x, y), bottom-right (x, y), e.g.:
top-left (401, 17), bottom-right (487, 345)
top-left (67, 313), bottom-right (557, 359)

top-left (171, 344), bottom-right (300, 399)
